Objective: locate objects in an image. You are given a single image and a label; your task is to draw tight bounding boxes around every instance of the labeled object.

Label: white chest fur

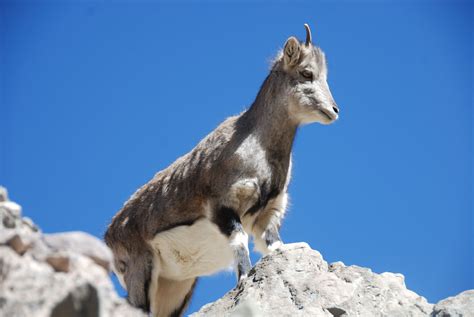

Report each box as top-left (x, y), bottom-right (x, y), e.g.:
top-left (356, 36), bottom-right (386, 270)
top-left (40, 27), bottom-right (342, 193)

top-left (147, 218), bottom-right (234, 281)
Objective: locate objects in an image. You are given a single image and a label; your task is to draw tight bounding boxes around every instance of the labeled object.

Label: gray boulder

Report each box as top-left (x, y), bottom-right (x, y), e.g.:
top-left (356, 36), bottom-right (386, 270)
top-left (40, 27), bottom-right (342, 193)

top-left (42, 231), bottom-right (114, 271)
top-left (0, 187), bottom-right (40, 252)
top-left (192, 243), bottom-right (473, 317)
top-left (432, 290), bottom-right (474, 317)
top-left (0, 187), bottom-right (144, 317)
top-left (1, 186), bottom-right (472, 317)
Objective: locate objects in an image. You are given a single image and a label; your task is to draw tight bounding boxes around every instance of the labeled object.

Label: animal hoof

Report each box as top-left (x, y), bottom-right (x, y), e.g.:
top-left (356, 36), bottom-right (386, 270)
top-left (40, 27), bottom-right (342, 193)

top-left (268, 241), bottom-right (283, 252)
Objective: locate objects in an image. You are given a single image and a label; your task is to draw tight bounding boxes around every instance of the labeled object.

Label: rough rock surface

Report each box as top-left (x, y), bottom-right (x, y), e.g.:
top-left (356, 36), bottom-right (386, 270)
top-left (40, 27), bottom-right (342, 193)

top-left (0, 186), bottom-right (145, 317)
top-left (192, 243), bottom-right (474, 317)
top-left (432, 290), bottom-right (474, 317)
top-left (1, 186), bottom-right (472, 317)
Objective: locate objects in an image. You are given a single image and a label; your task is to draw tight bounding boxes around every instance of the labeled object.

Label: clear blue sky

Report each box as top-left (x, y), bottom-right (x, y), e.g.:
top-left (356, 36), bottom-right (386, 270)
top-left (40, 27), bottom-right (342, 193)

top-left (1, 1), bottom-right (472, 314)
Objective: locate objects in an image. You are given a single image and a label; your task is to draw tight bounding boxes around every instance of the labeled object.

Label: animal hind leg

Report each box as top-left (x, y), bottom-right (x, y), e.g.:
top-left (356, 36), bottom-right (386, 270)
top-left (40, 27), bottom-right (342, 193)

top-left (213, 207), bottom-right (252, 281)
top-left (150, 277), bottom-right (197, 317)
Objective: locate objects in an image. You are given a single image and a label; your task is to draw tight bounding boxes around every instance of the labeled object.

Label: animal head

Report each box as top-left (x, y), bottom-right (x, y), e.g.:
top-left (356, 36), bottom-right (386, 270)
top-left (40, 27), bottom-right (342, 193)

top-left (104, 229), bottom-right (153, 312)
top-left (274, 24), bottom-right (339, 125)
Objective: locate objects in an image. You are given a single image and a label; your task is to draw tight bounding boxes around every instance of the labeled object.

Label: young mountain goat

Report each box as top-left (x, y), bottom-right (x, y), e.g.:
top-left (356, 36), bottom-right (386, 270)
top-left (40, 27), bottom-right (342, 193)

top-left (105, 24), bottom-right (339, 317)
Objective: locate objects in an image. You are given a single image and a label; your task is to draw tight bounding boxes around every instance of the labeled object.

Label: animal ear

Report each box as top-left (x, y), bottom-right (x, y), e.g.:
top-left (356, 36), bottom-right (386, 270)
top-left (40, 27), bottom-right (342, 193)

top-left (283, 37), bottom-right (301, 67)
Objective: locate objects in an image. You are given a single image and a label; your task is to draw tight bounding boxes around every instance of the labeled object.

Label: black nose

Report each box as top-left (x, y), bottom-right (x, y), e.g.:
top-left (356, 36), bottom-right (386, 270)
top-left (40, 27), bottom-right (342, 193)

top-left (332, 105), bottom-right (339, 114)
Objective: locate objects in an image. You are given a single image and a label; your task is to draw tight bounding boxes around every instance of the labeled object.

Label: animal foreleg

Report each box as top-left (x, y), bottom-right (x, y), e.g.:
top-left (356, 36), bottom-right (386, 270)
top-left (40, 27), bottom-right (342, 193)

top-left (254, 218), bottom-right (283, 255)
top-left (213, 207), bottom-right (252, 281)
top-left (252, 192), bottom-right (287, 255)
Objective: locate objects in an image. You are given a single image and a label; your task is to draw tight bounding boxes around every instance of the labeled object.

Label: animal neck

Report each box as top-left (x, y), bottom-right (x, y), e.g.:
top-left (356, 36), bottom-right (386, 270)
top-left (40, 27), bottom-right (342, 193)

top-left (243, 70), bottom-right (298, 159)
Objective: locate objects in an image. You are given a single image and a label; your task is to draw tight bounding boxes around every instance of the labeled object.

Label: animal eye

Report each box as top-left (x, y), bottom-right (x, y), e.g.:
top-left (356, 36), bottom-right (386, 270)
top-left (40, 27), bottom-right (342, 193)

top-left (300, 70), bottom-right (313, 80)
top-left (117, 260), bottom-right (127, 273)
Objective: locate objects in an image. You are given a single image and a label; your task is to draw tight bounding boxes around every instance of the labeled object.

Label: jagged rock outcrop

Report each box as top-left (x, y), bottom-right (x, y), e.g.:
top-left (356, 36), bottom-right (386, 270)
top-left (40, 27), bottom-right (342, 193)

top-left (192, 243), bottom-right (473, 317)
top-left (1, 186), bottom-right (472, 317)
top-left (0, 186), bottom-right (145, 317)
top-left (432, 290), bottom-right (474, 317)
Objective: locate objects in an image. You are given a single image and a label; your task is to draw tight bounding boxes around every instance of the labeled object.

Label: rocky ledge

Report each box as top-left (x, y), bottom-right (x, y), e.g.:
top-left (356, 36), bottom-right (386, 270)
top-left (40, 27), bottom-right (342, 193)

top-left (0, 187), bottom-right (472, 317)
top-left (192, 244), bottom-right (473, 317)
top-left (0, 187), bottom-right (145, 317)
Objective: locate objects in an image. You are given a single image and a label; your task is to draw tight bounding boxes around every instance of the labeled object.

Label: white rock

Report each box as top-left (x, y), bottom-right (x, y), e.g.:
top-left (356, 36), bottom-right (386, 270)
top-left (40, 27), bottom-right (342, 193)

top-left (0, 186), bottom-right (8, 202)
top-left (0, 188), bottom-right (144, 317)
top-left (43, 231), bottom-right (114, 271)
top-left (1, 187), bottom-right (472, 317)
top-left (192, 243), bottom-right (439, 317)
top-left (432, 290), bottom-right (474, 317)
top-left (0, 247), bottom-right (144, 317)
top-left (0, 201), bottom-right (22, 218)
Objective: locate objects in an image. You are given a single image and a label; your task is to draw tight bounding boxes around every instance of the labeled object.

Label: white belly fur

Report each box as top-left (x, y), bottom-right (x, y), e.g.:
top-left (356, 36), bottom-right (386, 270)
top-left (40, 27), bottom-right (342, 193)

top-left (147, 218), bottom-right (234, 280)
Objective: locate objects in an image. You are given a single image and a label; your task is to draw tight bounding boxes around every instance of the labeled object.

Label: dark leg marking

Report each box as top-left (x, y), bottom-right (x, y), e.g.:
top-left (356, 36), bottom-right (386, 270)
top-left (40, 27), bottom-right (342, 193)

top-left (235, 244), bottom-right (252, 280)
top-left (143, 273), bottom-right (151, 313)
top-left (245, 183), bottom-right (280, 216)
top-left (213, 207), bottom-right (241, 236)
top-left (265, 225), bottom-right (282, 248)
top-left (143, 252), bottom-right (153, 313)
top-left (213, 207), bottom-right (252, 280)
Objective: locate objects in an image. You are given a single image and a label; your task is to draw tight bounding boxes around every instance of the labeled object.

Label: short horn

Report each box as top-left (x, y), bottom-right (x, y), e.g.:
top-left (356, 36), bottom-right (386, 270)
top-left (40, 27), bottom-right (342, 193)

top-left (304, 23), bottom-right (312, 46)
